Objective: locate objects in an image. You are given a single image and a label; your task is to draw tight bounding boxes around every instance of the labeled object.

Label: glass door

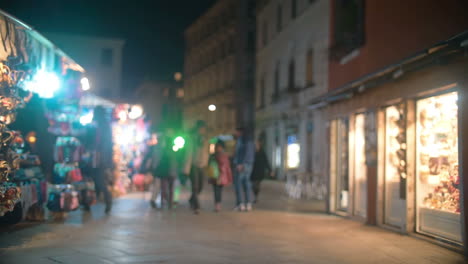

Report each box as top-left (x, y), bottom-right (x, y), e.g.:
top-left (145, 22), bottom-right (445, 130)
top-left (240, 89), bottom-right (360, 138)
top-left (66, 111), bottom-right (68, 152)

top-left (336, 118), bottom-right (349, 212)
top-left (384, 105), bottom-right (406, 227)
top-left (354, 114), bottom-right (367, 218)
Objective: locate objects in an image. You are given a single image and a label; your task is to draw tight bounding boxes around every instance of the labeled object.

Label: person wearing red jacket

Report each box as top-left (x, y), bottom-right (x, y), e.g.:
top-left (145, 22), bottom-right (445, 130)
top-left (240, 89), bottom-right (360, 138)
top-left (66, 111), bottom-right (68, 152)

top-left (208, 140), bottom-right (233, 212)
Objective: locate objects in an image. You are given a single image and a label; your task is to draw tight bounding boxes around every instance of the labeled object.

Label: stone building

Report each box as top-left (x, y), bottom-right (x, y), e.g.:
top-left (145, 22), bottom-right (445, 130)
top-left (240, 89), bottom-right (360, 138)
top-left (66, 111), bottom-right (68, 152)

top-left (255, 0), bottom-right (329, 200)
top-left (45, 33), bottom-right (125, 100)
top-left (183, 0), bottom-right (256, 136)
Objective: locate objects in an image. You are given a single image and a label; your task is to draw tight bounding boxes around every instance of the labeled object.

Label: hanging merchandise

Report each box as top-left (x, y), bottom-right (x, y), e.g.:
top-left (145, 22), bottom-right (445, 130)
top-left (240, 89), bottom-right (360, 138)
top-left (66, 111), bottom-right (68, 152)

top-left (112, 104), bottom-right (149, 195)
top-left (0, 62), bottom-right (35, 217)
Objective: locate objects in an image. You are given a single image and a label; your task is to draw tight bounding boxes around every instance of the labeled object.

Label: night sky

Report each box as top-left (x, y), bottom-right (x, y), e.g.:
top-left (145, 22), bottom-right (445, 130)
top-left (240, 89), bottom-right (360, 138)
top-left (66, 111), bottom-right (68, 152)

top-left (0, 0), bottom-right (216, 98)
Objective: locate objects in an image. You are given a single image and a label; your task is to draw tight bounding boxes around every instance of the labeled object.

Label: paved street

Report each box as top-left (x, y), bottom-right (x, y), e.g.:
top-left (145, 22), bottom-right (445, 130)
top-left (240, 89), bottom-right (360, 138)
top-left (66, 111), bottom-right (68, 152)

top-left (0, 181), bottom-right (464, 264)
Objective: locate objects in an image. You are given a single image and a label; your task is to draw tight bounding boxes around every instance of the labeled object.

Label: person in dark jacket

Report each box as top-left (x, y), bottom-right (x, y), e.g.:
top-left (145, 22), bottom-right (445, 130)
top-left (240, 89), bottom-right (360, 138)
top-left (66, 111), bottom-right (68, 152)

top-left (250, 140), bottom-right (272, 203)
top-left (91, 106), bottom-right (113, 214)
top-left (233, 127), bottom-right (255, 212)
top-left (154, 127), bottom-right (178, 209)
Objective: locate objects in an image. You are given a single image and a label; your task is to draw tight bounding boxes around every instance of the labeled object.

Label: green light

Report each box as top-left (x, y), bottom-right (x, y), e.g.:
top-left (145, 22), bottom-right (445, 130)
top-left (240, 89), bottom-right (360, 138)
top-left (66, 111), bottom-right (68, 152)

top-left (174, 136), bottom-right (185, 148)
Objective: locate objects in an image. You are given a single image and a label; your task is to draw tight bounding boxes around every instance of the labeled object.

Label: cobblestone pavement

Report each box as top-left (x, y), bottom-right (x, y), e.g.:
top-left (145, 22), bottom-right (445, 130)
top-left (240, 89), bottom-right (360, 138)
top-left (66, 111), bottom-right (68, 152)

top-left (0, 181), bottom-right (465, 264)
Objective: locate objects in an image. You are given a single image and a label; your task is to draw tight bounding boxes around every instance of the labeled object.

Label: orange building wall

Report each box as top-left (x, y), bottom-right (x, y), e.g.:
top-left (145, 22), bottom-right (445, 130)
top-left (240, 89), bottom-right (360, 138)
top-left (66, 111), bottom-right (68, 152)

top-left (329, 0), bottom-right (468, 91)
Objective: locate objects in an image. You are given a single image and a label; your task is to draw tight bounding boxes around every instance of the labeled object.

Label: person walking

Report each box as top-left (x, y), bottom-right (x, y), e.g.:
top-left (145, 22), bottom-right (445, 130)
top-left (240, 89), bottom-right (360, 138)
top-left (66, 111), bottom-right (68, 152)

top-left (142, 133), bottom-right (162, 209)
top-left (251, 140), bottom-right (272, 203)
top-left (233, 127), bottom-right (255, 212)
top-left (91, 106), bottom-right (113, 214)
top-left (154, 128), bottom-right (178, 209)
top-left (207, 140), bottom-right (233, 212)
top-left (184, 120), bottom-right (209, 214)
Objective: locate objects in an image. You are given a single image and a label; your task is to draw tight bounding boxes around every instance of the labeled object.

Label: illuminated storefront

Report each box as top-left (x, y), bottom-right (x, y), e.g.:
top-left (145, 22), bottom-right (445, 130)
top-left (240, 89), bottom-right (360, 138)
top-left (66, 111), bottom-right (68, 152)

top-left (353, 113), bottom-right (367, 218)
top-left (415, 92), bottom-right (460, 243)
top-left (330, 118), bottom-right (349, 213)
top-left (383, 104), bottom-right (406, 228)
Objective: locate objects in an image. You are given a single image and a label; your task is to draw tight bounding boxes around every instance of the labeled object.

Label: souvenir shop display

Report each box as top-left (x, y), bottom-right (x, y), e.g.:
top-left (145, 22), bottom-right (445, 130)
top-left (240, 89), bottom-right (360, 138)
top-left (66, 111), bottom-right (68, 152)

top-left (0, 62), bottom-right (34, 217)
top-left (416, 92), bottom-right (460, 242)
top-left (112, 105), bottom-right (149, 196)
top-left (383, 104), bottom-right (407, 227)
top-left (44, 70), bottom-right (89, 217)
top-left (47, 184), bottom-right (79, 213)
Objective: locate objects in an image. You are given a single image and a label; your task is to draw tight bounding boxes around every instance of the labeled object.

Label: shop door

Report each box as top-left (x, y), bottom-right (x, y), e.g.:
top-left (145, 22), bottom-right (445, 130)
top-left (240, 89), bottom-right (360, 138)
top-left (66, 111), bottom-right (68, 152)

top-left (416, 92), bottom-right (461, 243)
top-left (383, 105), bottom-right (406, 227)
top-left (335, 118), bottom-right (349, 212)
top-left (353, 114), bottom-right (367, 218)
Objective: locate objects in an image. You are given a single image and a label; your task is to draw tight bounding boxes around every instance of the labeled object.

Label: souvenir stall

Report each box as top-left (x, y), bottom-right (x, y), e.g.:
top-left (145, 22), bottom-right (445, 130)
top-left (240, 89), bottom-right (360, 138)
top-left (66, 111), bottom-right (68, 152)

top-left (0, 10), bottom-right (88, 223)
top-left (44, 70), bottom-right (90, 219)
top-left (2, 133), bottom-right (48, 224)
top-left (112, 104), bottom-right (149, 195)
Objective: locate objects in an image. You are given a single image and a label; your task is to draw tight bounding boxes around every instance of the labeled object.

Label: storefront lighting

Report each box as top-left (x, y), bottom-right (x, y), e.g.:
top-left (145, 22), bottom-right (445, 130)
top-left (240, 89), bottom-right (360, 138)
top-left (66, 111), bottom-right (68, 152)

top-left (287, 143), bottom-right (300, 169)
top-left (129, 105), bottom-right (143, 119)
top-left (79, 112), bottom-right (94, 125)
top-left (118, 110), bottom-right (128, 122)
top-left (208, 104), bottom-right (216, 112)
top-left (23, 70), bottom-right (61, 98)
top-left (81, 77), bottom-right (90, 91)
top-left (26, 132), bottom-right (37, 144)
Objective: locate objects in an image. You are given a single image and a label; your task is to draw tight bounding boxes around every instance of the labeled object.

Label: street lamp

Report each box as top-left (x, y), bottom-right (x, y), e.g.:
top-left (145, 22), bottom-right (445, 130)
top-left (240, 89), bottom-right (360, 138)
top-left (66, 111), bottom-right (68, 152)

top-left (208, 104), bottom-right (216, 112)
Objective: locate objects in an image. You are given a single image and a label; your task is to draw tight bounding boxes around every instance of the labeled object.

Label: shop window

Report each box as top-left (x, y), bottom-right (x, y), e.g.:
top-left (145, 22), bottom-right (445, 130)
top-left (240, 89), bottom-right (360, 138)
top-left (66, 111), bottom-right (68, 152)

top-left (276, 4), bottom-right (283, 33)
top-left (331, 118), bottom-right (349, 212)
top-left (306, 49), bottom-right (314, 86)
top-left (354, 113), bottom-right (367, 218)
top-left (416, 92), bottom-right (460, 242)
top-left (286, 134), bottom-right (300, 169)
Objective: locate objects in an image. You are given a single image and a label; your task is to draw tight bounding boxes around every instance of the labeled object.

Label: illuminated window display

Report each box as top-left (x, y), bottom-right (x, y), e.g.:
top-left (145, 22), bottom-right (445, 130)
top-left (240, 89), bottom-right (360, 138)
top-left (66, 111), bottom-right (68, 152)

top-left (286, 134), bottom-right (300, 169)
top-left (384, 105), bottom-right (406, 227)
top-left (354, 114), bottom-right (367, 218)
top-left (416, 92), bottom-right (460, 242)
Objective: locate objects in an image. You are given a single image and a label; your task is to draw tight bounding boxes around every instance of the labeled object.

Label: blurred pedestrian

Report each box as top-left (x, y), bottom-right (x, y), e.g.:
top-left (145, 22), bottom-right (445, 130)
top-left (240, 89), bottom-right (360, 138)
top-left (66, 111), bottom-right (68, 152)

top-left (154, 128), bottom-right (178, 209)
top-left (91, 106), bottom-right (113, 214)
top-left (184, 120), bottom-right (209, 214)
top-left (207, 140), bottom-right (233, 212)
top-left (141, 133), bottom-right (162, 208)
top-left (233, 127), bottom-right (255, 212)
top-left (251, 140), bottom-right (272, 203)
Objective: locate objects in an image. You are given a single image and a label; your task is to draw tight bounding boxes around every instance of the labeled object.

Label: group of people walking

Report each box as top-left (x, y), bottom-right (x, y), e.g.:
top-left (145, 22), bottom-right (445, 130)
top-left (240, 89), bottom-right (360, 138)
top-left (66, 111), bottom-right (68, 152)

top-left (142, 120), bottom-right (272, 214)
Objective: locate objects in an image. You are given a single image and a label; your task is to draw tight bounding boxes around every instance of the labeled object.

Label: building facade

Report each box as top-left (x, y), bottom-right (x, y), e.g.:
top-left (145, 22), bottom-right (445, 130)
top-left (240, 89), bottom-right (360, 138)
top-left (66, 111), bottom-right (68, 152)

top-left (183, 0), bottom-right (256, 136)
top-left (45, 33), bottom-right (125, 100)
top-left (255, 0), bottom-right (329, 200)
top-left (319, 0), bottom-right (468, 252)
